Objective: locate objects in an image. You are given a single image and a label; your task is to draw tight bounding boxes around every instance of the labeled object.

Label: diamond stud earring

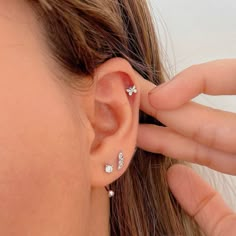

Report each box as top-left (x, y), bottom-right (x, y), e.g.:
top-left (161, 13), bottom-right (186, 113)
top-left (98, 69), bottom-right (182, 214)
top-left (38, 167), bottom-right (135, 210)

top-left (105, 164), bottom-right (113, 174)
top-left (126, 85), bottom-right (137, 96)
top-left (118, 151), bottom-right (124, 170)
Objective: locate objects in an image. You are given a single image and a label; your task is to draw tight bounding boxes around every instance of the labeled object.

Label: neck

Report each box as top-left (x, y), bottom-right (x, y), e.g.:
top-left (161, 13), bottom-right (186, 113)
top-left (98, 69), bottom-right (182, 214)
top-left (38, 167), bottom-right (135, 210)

top-left (89, 187), bottom-right (110, 236)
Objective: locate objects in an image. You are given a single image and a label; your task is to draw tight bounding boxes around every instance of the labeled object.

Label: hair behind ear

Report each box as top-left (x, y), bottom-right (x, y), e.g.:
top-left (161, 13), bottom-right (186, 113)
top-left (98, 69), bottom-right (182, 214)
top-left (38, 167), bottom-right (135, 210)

top-left (30, 0), bottom-right (202, 235)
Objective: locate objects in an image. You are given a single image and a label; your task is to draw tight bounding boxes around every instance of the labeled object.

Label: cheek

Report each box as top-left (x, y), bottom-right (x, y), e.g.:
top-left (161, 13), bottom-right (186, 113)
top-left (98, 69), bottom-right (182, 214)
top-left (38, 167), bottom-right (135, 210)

top-left (0, 70), bottom-right (90, 233)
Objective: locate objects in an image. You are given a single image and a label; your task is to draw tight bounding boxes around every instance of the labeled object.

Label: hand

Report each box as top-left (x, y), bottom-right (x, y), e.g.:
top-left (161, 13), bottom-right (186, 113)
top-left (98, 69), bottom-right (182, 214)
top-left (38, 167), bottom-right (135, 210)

top-left (167, 164), bottom-right (236, 236)
top-left (137, 59), bottom-right (236, 175)
top-left (136, 59), bottom-right (236, 236)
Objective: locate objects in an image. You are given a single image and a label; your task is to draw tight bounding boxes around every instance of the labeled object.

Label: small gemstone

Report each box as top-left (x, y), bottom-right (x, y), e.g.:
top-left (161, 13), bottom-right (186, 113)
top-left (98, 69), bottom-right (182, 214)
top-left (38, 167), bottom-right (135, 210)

top-left (126, 85), bottom-right (138, 96)
top-left (105, 165), bottom-right (113, 173)
top-left (108, 190), bottom-right (115, 197)
top-left (118, 152), bottom-right (124, 170)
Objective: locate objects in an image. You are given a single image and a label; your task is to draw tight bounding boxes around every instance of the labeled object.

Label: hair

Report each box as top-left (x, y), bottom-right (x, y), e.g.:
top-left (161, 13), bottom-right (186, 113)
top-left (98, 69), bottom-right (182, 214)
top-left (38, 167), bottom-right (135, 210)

top-left (28, 0), bottom-right (203, 235)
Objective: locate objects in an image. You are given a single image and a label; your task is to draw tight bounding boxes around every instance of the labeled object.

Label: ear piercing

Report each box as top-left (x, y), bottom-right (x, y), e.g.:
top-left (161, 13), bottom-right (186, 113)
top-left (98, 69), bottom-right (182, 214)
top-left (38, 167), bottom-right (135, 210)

top-left (104, 165), bottom-right (114, 197)
top-left (104, 151), bottom-right (125, 198)
top-left (118, 151), bottom-right (124, 170)
top-left (126, 85), bottom-right (137, 96)
top-left (104, 151), bottom-right (125, 174)
top-left (105, 164), bottom-right (113, 174)
top-left (105, 185), bottom-right (115, 198)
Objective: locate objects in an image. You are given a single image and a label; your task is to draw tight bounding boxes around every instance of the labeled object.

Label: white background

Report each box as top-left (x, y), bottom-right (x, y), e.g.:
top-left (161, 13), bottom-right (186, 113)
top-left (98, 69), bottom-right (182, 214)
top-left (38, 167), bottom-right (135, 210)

top-left (149, 0), bottom-right (236, 210)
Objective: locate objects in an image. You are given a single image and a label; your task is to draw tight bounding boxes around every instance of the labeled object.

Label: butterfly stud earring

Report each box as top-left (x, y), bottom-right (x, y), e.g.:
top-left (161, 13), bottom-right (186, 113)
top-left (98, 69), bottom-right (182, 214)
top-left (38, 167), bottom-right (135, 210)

top-left (126, 85), bottom-right (137, 96)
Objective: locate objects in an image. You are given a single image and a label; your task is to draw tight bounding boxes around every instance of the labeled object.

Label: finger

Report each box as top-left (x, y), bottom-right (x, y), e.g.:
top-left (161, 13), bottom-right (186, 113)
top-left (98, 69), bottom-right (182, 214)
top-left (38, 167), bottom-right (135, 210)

top-left (136, 71), bottom-right (157, 119)
top-left (137, 71), bottom-right (236, 154)
top-left (154, 101), bottom-right (236, 154)
top-left (167, 164), bottom-right (236, 236)
top-left (137, 125), bottom-right (236, 175)
top-left (148, 59), bottom-right (236, 109)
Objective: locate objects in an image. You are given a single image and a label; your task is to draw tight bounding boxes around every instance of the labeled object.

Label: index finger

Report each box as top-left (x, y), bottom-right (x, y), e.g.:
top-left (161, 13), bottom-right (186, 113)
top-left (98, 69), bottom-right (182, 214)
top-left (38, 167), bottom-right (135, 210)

top-left (149, 59), bottom-right (236, 110)
top-left (168, 164), bottom-right (236, 236)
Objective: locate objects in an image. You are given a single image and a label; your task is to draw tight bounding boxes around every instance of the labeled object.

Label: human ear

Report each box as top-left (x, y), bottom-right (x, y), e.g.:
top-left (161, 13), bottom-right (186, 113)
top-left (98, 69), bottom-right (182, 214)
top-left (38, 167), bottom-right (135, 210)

top-left (88, 57), bottom-right (140, 187)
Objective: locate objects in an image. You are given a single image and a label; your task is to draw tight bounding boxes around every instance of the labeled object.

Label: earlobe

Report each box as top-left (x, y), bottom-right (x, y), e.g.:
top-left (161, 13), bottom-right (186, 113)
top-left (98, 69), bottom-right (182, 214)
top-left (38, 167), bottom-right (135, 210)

top-left (88, 58), bottom-right (140, 187)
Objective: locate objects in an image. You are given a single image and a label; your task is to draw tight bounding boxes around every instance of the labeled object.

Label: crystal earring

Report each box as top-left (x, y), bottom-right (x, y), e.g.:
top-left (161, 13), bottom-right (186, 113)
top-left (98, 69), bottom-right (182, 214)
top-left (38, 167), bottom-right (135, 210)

top-left (105, 185), bottom-right (115, 198)
top-left (105, 164), bottom-right (113, 174)
top-left (126, 85), bottom-right (137, 96)
top-left (117, 151), bottom-right (124, 170)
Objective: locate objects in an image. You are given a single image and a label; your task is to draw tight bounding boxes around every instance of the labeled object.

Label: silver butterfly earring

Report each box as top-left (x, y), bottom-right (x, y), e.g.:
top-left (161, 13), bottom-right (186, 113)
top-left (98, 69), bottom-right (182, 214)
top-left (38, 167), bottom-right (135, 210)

top-left (126, 85), bottom-right (137, 96)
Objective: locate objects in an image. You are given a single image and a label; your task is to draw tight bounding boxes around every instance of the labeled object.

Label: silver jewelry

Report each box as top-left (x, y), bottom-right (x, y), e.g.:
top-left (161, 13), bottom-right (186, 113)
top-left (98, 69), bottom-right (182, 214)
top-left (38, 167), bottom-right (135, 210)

top-left (108, 190), bottom-right (115, 198)
top-left (117, 151), bottom-right (124, 170)
top-left (105, 186), bottom-right (115, 198)
top-left (126, 85), bottom-right (137, 96)
top-left (105, 164), bottom-right (113, 174)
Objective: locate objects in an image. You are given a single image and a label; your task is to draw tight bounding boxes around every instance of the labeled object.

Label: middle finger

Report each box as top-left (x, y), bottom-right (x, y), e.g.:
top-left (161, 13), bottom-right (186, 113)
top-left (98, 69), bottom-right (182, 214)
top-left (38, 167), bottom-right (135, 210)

top-left (138, 72), bottom-right (236, 154)
top-left (137, 125), bottom-right (236, 175)
top-left (154, 101), bottom-right (236, 154)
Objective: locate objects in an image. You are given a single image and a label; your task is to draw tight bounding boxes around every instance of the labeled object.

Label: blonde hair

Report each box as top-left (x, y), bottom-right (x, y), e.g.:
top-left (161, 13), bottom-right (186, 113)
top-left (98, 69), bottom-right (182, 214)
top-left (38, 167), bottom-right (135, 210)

top-left (29, 0), bottom-right (202, 235)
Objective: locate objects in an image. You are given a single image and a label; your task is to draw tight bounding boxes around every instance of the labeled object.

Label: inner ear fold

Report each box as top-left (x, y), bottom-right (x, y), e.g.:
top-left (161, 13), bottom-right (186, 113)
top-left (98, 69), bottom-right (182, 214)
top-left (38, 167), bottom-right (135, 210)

top-left (87, 58), bottom-right (141, 187)
top-left (91, 71), bottom-right (132, 153)
top-left (91, 101), bottom-right (118, 151)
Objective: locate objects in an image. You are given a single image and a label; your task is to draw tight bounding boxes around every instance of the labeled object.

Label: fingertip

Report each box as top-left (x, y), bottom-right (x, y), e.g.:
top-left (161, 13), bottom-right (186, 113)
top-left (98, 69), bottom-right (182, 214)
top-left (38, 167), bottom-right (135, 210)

top-left (148, 83), bottom-right (169, 109)
top-left (167, 164), bottom-right (235, 236)
top-left (148, 82), bottom-right (170, 95)
top-left (167, 164), bottom-right (192, 191)
top-left (148, 91), bottom-right (166, 110)
top-left (148, 80), bottom-right (182, 110)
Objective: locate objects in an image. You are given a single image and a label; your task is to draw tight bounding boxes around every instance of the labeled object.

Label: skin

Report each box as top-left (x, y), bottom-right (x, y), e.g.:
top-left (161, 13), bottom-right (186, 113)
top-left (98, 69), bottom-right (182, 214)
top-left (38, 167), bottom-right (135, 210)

top-left (0, 1), bottom-right (140, 235)
top-left (137, 59), bottom-right (236, 235)
top-left (2, 1), bottom-right (235, 236)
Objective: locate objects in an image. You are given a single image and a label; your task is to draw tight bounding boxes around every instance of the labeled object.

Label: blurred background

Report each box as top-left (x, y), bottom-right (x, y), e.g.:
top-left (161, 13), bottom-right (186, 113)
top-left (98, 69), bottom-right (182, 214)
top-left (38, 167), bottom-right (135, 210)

top-left (149, 0), bottom-right (236, 210)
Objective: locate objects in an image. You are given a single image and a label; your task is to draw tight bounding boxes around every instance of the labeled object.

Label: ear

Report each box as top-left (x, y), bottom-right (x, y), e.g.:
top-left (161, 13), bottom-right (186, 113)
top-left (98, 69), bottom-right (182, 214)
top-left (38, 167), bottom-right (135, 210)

top-left (89, 57), bottom-right (140, 187)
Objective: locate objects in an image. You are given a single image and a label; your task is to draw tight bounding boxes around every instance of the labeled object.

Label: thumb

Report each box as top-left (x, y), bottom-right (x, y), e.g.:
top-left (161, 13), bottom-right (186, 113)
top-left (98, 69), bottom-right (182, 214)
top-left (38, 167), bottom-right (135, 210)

top-left (167, 164), bottom-right (236, 236)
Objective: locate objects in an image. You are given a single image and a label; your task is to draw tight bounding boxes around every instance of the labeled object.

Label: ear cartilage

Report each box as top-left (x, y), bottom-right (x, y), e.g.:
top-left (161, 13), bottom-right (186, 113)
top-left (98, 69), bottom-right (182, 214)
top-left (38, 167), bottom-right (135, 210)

top-left (105, 164), bottom-right (113, 174)
top-left (117, 151), bottom-right (124, 170)
top-left (126, 85), bottom-right (137, 96)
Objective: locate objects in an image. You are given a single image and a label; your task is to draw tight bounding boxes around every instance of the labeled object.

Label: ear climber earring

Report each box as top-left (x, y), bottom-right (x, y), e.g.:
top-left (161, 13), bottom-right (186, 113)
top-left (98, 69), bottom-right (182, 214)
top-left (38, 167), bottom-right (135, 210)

top-left (126, 85), bottom-right (137, 96)
top-left (117, 151), bottom-right (124, 170)
top-left (105, 164), bottom-right (113, 174)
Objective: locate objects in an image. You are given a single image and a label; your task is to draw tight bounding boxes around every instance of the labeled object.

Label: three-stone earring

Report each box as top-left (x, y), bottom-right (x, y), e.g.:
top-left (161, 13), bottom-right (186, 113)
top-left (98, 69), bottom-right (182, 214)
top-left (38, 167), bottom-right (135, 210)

top-left (104, 151), bottom-right (125, 198)
top-left (126, 85), bottom-right (137, 96)
top-left (117, 151), bottom-right (124, 170)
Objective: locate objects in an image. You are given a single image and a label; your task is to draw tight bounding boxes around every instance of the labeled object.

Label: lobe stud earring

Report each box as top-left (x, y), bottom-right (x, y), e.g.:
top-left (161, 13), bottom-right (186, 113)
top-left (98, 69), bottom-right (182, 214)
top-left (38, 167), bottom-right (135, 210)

top-left (105, 185), bottom-right (115, 198)
top-left (117, 151), bottom-right (124, 170)
top-left (105, 164), bottom-right (113, 174)
top-left (104, 165), bottom-right (114, 197)
top-left (126, 85), bottom-right (137, 96)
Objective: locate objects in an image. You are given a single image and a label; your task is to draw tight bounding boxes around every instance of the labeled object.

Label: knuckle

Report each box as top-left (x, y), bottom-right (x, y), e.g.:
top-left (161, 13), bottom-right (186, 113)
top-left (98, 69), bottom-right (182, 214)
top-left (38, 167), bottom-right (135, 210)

top-left (186, 64), bottom-right (201, 76)
top-left (213, 213), bottom-right (236, 236)
top-left (192, 142), bottom-right (213, 168)
top-left (192, 122), bottom-right (218, 150)
top-left (193, 191), bottom-right (218, 218)
top-left (192, 125), bottom-right (204, 141)
top-left (192, 142), bottom-right (201, 164)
